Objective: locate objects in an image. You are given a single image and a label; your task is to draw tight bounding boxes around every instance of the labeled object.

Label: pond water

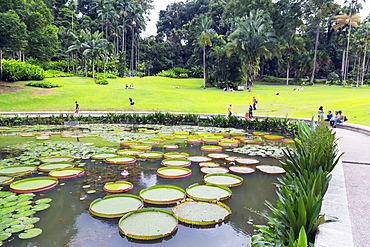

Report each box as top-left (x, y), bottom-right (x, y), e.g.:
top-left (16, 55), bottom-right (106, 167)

top-left (0, 125), bottom-right (289, 247)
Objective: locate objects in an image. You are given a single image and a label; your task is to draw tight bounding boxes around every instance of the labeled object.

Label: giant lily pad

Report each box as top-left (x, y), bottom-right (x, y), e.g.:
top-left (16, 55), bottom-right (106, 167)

top-left (235, 158), bottom-right (260, 165)
top-left (199, 162), bottom-right (220, 168)
top-left (200, 167), bottom-right (229, 175)
top-left (139, 185), bottom-right (186, 204)
top-left (49, 168), bottom-right (85, 179)
top-left (138, 151), bottom-right (163, 159)
top-left (129, 144), bottom-right (152, 151)
top-left (186, 183), bottom-right (232, 201)
top-left (161, 158), bottom-right (191, 167)
top-left (163, 152), bottom-right (189, 159)
top-left (40, 156), bottom-right (74, 164)
top-left (200, 146), bottom-right (222, 152)
top-left (103, 181), bottom-right (133, 193)
top-left (89, 194), bottom-right (143, 218)
top-left (105, 156), bottom-right (136, 165)
top-left (38, 162), bottom-right (74, 172)
top-left (10, 177), bottom-right (58, 193)
top-left (207, 153), bottom-right (229, 159)
top-left (118, 208), bottom-right (178, 240)
top-left (90, 152), bottom-right (118, 159)
top-left (0, 165), bottom-right (37, 176)
top-left (117, 150), bottom-right (142, 156)
top-left (162, 145), bottom-right (179, 150)
top-left (187, 156), bottom-right (212, 163)
top-left (157, 167), bottom-right (192, 179)
top-left (256, 165), bottom-right (286, 174)
top-left (204, 173), bottom-right (243, 187)
top-left (173, 200), bottom-right (231, 225)
top-left (0, 176), bottom-right (15, 185)
top-left (229, 166), bottom-right (255, 174)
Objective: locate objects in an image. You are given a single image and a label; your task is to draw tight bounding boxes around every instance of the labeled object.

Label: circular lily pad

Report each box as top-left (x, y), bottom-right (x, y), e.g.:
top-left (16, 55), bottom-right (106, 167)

top-left (38, 162), bottom-right (74, 172)
top-left (90, 152), bottom-right (118, 159)
top-left (10, 177), bottom-right (58, 193)
top-left (202, 137), bottom-right (222, 144)
top-left (235, 158), bottom-right (260, 165)
top-left (253, 132), bottom-right (270, 136)
top-left (200, 146), bottom-right (222, 152)
top-left (186, 183), bottom-right (232, 201)
top-left (185, 138), bottom-right (202, 144)
top-left (200, 167), bottom-right (229, 174)
top-left (256, 165), bottom-right (286, 174)
top-left (18, 228), bottom-right (42, 239)
top-left (229, 166), bottom-right (255, 174)
top-left (207, 153), bottom-right (229, 159)
top-left (129, 144), bottom-right (152, 151)
top-left (103, 181), bottom-right (133, 193)
top-left (0, 175), bottom-right (15, 185)
top-left (139, 185), bottom-right (186, 204)
top-left (173, 200), bottom-right (231, 225)
top-left (0, 165), bottom-right (37, 176)
top-left (282, 139), bottom-right (295, 144)
top-left (240, 138), bottom-right (263, 144)
top-left (157, 167), bottom-right (192, 179)
top-left (20, 133), bottom-right (35, 137)
top-left (219, 142), bottom-right (238, 148)
top-left (264, 135), bottom-right (284, 141)
top-left (187, 156), bottom-right (212, 163)
top-left (120, 141), bottom-right (140, 147)
top-left (49, 168), bottom-right (85, 179)
top-left (117, 150), bottom-right (142, 156)
top-left (138, 151), bottom-right (163, 159)
top-left (161, 158), bottom-right (191, 167)
top-left (204, 173), bottom-right (243, 187)
top-left (163, 152), bottom-right (189, 159)
top-left (40, 156), bottom-right (74, 164)
top-left (118, 208), bottom-right (178, 240)
top-left (89, 194), bottom-right (143, 218)
top-left (35, 198), bottom-right (52, 204)
top-left (0, 231), bottom-right (12, 241)
top-left (105, 156), bottom-right (136, 165)
top-left (32, 203), bottom-right (51, 211)
top-left (163, 145), bottom-right (179, 150)
top-left (199, 162), bottom-right (220, 168)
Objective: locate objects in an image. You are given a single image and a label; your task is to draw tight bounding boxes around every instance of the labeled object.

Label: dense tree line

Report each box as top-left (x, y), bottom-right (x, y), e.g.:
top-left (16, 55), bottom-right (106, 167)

top-left (0, 0), bottom-right (369, 88)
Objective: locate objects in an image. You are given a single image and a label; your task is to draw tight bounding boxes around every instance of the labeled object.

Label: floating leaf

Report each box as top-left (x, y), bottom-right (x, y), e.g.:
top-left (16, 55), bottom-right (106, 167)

top-left (18, 228), bottom-right (42, 239)
top-left (0, 232), bottom-right (11, 241)
top-left (35, 198), bottom-right (52, 204)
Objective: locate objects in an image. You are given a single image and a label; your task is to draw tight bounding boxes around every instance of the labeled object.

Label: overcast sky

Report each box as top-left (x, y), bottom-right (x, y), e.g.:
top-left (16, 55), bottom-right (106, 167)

top-left (142, 0), bottom-right (370, 37)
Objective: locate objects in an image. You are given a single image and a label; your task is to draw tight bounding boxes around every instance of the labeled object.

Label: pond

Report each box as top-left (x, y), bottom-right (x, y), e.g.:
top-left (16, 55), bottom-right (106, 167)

top-left (0, 124), bottom-right (292, 247)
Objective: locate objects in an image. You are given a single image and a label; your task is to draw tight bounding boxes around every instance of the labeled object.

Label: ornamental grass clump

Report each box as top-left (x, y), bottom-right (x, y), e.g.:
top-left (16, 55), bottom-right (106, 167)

top-left (252, 118), bottom-right (343, 246)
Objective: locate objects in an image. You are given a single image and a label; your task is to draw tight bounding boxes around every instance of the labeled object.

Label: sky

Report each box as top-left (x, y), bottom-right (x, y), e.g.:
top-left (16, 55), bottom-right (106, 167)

top-left (142, 0), bottom-right (370, 37)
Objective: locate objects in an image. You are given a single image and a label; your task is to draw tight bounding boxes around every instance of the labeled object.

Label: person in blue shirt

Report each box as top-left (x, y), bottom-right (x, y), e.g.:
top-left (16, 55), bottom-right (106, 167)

top-left (324, 110), bottom-right (333, 122)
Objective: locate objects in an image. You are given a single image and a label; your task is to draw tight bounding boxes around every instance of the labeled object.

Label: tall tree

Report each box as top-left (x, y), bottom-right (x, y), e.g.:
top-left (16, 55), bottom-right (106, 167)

top-left (226, 9), bottom-right (279, 91)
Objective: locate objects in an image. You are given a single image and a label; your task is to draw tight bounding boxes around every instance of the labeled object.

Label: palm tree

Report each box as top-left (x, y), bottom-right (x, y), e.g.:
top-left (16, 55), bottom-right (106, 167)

top-left (81, 30), bottom-right (108, 78)
top-left (331, 10), bottom-right (361, 82)
top-left (196, 15), bottom-right (214, 88)
top-left (226, 9), bottom-right (279, 91)
top-left (280, 34), bottom-right (306, 85)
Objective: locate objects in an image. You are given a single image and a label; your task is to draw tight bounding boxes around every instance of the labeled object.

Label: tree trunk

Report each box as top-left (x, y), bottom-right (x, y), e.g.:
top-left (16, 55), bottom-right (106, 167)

top-left (130, 27), bottom-right (135, 75)
top-left (360, 30), bottom-right (368, 86)
top-left (310, 10), bottom-right (321, 84)
top-left (286, 61), bottom-right (290, 85)
top-left (341, 48), bottom-right (346, 80)
top-left (92, 58), bottom-right (95, 79)
top-left (203, 45), bottom-right (206, 87)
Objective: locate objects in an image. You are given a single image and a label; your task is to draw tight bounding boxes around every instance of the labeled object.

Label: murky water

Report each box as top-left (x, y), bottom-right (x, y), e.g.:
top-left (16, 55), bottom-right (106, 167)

top-left (2, 136), bottom-right (283, 247)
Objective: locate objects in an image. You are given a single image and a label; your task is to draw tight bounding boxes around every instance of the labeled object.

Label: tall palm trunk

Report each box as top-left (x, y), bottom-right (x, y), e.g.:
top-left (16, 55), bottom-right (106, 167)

top-left (360, 30), bottom-right (368, 86)
top-left (0, 48), bottom-right (2, 80)
top-left (286, 61), bottom-right (290, 85)
top-left (310, 10), bottom-right (321, 84)
top-left (130, 26), bottom-right (135, 75)
top-left (203, 45), bottom-right (207, 87)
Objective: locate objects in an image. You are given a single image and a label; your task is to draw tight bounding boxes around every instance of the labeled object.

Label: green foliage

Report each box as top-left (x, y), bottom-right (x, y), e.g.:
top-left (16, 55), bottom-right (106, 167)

top-left (27, 81), bottom-right (61, 88)
top-left (95, 73), bottom-right (118, 80)
top-left (179, 73), bottom-right (188, 78)
top-left (262, 75), bottom-right (283, 83)
top-left (95, 79), bottom-right (108, 85)
top-left (2, 60), bottom-right (45, 82)
top-left (327, 72), bottom-right (339, 83)
top-left (252, 119), bottom-right (342, 245)
top-left (157, 69), bottom-right (177, 78)
top-left (44, 70), bottom-right (74, 78)
top-left (157, 68), bottom-right (189, 78)
top-left (46, 61), bottom-right (68, 71)
top-left (173, 67), bottom-right (189, 75)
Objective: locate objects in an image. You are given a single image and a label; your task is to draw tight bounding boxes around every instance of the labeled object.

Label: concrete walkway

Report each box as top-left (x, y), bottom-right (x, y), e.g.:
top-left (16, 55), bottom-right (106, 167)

top-left (1, 112), bottom-right (369, 245)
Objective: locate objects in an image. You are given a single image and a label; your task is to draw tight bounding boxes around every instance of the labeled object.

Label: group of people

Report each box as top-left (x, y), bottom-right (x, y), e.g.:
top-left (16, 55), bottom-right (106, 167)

top-left (228, 96), bottom-right (258, 118)
top-left (125, 84), bottom-right (134, 89)
top-left (318, 106), bottom-right (347, 127)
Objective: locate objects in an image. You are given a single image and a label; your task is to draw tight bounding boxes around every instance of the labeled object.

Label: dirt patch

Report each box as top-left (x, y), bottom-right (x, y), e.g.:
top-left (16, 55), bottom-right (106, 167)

top-left (0, 82), bottom-right (23, 93)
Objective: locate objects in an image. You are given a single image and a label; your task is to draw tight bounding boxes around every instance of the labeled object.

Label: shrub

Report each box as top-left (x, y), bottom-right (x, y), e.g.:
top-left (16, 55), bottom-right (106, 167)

top-left (46, 61), bottom-right (68, 72)
top-left (157, 69), bottom-right (177, 78)
top-left (2, 59), bottom-right (45, 82)
top-left (95, 73), bottom-right (118, 80)
top-left (95, 79), bottom-right (108, 85)
top-left (45, 70), bottom-right (74, 78)
top-left (27, 81), bottom-right (61, 88)
top-left (262, 75), bottom-right (283, 83)
top-left (172, 67), bottom-right (189, 75)
top-left (179, 73), bottom-right (188, 78)
top-left (327, 72), bottom-right (339, 84)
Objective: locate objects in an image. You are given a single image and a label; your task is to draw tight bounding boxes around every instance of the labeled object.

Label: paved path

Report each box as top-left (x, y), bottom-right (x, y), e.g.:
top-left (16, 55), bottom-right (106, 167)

top-left (335, 128), bottom-right (370, 247)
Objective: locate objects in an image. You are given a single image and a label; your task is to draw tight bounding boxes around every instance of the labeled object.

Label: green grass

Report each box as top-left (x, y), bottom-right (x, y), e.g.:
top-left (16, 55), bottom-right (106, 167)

top-left (1, 76), bottom-right (369, 125)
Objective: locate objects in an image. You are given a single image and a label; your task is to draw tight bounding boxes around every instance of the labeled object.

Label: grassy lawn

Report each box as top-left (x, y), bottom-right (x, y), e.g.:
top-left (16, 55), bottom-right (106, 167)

top-left (0, 76), bottom-right (369, 125)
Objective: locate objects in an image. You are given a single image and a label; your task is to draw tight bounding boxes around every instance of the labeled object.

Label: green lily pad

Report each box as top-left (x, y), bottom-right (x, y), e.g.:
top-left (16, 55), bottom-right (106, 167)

top-left (12, 210), bottom-right (36, 218)
top-left (5, 224), bottom-right (26, 233)
top-left (18, 228), bottom-right (42, 239)
top-left (0, 231), bottom-right (11, 241)
top-left (32, 204), bottom-right (50, 211)
top-left (35, 198), bottom-right (52, 204)
top-left (21, 217), bottom-right (40, 224)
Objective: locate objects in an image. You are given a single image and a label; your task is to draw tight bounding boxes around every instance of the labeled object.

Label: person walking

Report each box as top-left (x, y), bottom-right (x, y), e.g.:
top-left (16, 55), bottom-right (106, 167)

top-left (252, 96), bottom-right (258, 110)
top-left (228, 104), bottom-right (232, 117)
top-left (129, 98), bottom-right (135, 109)
top-left (74, 101), bottom-right (79, 114)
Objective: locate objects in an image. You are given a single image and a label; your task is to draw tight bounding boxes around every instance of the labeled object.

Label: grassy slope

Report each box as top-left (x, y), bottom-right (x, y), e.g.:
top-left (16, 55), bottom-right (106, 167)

top-left (0, 76), bottom-right (369, 125)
